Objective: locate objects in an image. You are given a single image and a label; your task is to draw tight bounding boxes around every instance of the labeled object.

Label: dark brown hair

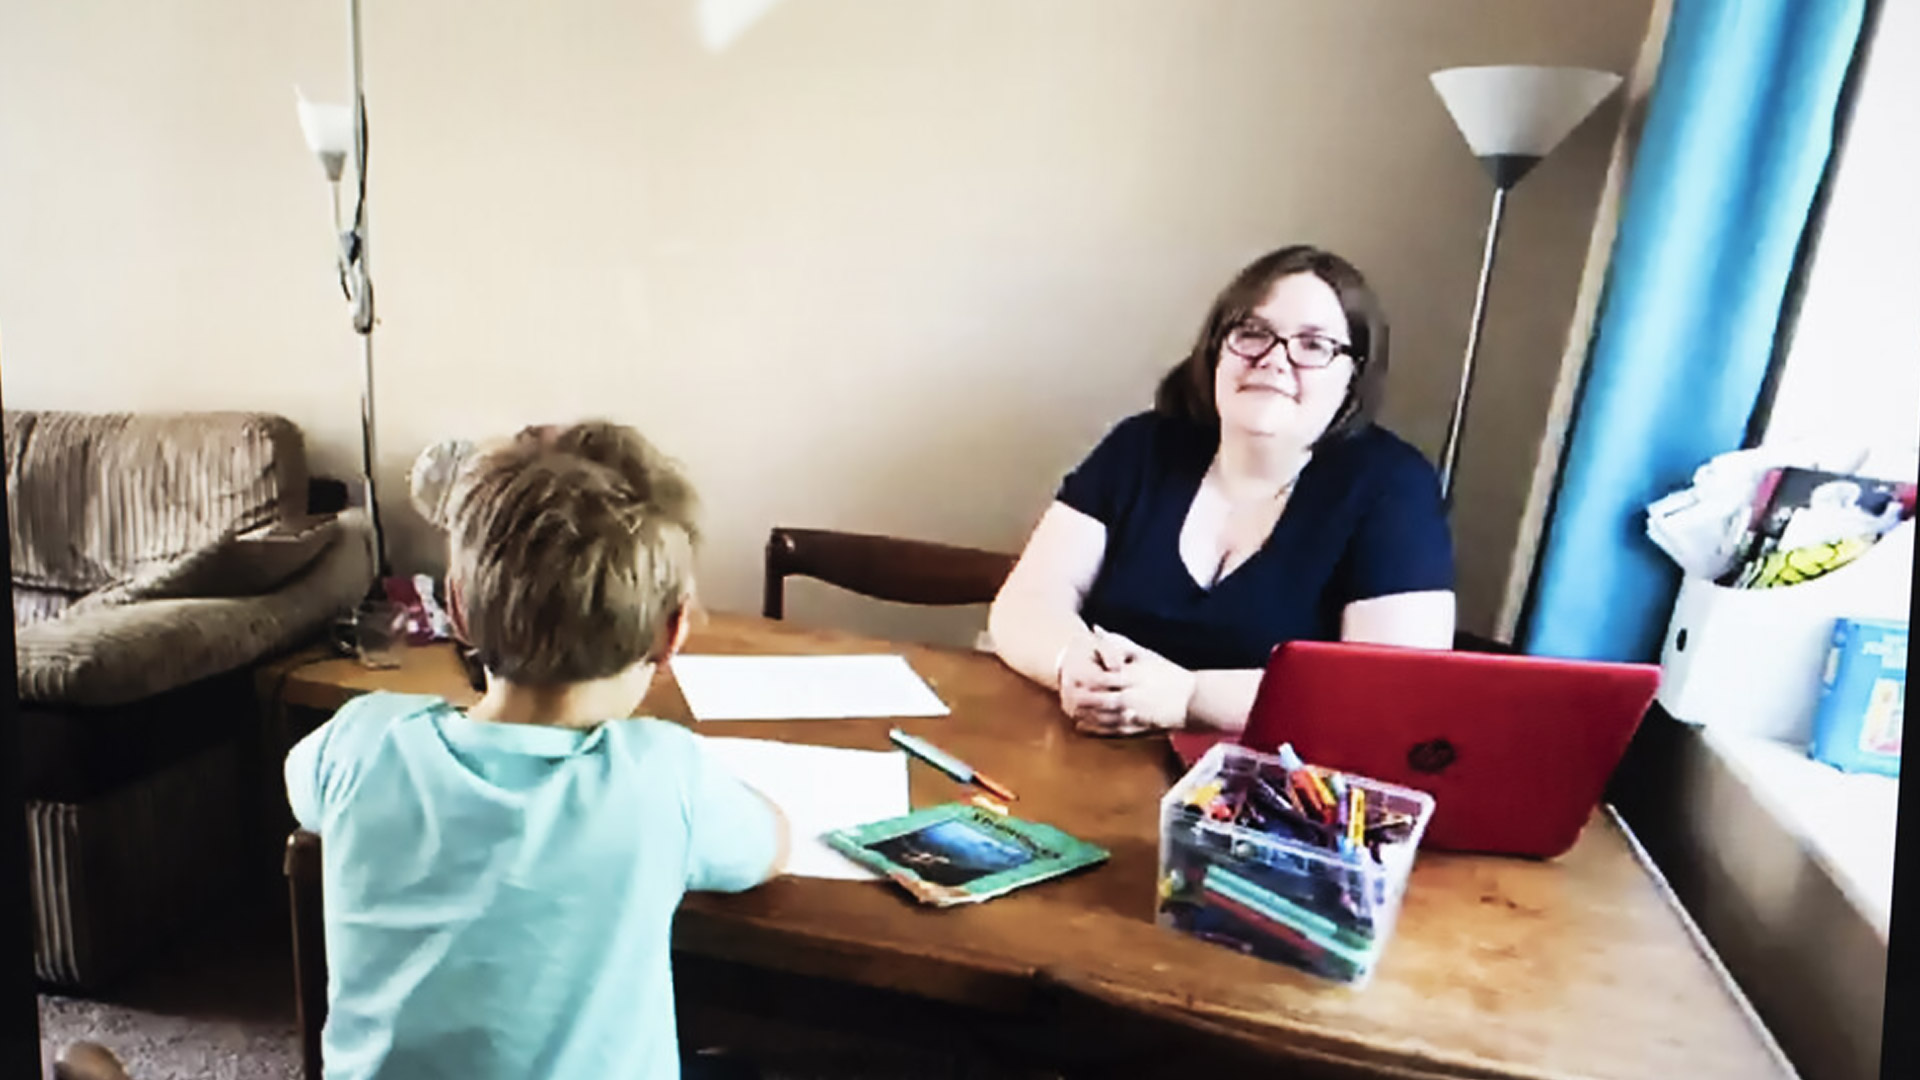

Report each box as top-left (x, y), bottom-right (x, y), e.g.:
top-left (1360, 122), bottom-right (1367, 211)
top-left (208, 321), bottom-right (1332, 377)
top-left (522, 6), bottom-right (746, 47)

top-left (447, 421), bottom-right (699, 686)
top-left (1154, 245), bottom-right (1389, 444)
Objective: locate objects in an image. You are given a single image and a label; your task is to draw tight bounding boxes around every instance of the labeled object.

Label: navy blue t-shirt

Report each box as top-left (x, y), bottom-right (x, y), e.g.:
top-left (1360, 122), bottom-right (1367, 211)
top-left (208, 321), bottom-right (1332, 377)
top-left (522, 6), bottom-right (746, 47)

top-left (1057, 412), bottom-right (1453, 671)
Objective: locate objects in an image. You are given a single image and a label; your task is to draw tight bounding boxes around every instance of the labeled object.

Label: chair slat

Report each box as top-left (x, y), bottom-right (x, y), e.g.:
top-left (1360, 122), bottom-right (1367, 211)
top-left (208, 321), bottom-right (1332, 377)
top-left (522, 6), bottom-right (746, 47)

top-left (763, 527), bottom-right (1015, 620)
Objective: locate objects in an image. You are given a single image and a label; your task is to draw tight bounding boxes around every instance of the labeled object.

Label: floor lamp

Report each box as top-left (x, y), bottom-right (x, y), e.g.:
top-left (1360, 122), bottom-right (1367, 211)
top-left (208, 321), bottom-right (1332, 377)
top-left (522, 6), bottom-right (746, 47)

top-left (296, 0), bottom-right (388, 577)
top-left (1430, 65), bottom-right (1623, 504)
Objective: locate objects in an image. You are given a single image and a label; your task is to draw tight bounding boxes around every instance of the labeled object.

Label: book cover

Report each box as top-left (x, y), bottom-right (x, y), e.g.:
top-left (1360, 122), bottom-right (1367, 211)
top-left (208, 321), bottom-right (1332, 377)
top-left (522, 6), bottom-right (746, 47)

top-left (1810, 618), bottom-right (1906, 776)
top-left (824, 803), bottom-right (1110, 907)
top-left (1720, 467), bottom-right (1915, 588)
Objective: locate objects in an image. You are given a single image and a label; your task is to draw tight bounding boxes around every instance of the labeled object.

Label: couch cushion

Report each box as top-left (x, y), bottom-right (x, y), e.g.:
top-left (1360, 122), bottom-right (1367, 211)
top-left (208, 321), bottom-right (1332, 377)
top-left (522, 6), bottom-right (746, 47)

top-left (67, 514), bottom-right (342, 614)
top-left (5, 410), bottom-right (308, 594)
top-left (14, 510), bottom-right (375, 706)
top-left (13, 585), bottom-right (76, 626)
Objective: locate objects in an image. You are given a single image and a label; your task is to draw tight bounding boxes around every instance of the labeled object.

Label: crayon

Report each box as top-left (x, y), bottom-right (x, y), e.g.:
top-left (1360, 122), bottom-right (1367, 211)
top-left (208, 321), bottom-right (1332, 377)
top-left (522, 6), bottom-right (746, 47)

top-left (1304, 768), bottom-right (1338, 816)
top-left (969, 793), bottom-right (1010, 815)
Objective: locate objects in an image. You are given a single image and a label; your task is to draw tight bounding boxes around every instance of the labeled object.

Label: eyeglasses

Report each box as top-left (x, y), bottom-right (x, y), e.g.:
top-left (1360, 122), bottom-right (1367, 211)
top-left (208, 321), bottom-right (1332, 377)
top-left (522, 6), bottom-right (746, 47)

top-left (1222, 320), bottom-right (1354, 369)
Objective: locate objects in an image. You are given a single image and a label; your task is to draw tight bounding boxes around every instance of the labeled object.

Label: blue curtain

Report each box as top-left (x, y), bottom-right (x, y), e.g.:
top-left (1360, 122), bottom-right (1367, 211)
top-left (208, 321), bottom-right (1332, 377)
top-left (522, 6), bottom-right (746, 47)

top-left (1522, 0), bottom-right (1870, 661)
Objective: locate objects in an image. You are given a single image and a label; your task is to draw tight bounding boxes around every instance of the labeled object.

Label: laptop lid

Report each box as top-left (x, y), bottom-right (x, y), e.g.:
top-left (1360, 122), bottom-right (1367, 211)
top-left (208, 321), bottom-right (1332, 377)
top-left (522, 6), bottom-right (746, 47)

top-left (1233, 641), bottom-right (1659, 857)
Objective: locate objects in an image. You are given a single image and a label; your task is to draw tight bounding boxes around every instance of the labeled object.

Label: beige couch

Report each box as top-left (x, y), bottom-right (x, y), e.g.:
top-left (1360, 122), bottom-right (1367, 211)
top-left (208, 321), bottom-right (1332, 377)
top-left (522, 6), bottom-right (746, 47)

top-left (8, 409), bottom-right (374, 988)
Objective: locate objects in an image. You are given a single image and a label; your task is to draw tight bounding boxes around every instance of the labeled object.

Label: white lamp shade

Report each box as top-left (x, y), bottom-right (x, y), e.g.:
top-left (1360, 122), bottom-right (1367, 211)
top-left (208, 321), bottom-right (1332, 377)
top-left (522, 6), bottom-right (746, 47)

top-left (697, 0), bottom-right (786, 51)
top-left (295, 90), bottom-right (352, 182)
top-left (1430, 65), bottom-right (1622, 160)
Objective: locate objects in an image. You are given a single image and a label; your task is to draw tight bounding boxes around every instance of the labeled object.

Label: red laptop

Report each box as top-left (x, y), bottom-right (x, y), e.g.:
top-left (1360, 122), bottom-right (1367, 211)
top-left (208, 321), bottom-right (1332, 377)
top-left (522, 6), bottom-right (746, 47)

top-left (1170, 641), bottom-right (1660, 858)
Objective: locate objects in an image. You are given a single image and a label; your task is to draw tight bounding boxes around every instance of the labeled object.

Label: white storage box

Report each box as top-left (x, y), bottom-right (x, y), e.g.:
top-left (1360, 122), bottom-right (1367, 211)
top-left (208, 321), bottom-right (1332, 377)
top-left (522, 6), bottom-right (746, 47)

top-left (1658, 520), bottom-right (1913, 744)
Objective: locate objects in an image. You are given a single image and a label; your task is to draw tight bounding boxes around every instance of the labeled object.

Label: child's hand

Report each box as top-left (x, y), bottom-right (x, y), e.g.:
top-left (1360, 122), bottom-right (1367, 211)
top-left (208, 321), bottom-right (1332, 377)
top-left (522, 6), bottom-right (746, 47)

top-left (750, 785), bottom-right (792, 883)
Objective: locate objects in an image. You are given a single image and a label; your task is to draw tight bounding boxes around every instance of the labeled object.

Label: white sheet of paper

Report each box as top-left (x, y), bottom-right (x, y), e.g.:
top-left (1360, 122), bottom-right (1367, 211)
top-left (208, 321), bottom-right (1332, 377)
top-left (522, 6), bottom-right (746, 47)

top-left (670, 654), bottom-right (950, 721)
top-left (699, 736), bottom-right (910, 880)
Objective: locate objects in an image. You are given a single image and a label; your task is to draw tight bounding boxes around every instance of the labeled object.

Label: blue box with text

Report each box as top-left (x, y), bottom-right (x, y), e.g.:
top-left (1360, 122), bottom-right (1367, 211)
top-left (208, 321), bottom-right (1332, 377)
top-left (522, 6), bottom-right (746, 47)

top-left (1809, 618), bottom-right (1906, 776)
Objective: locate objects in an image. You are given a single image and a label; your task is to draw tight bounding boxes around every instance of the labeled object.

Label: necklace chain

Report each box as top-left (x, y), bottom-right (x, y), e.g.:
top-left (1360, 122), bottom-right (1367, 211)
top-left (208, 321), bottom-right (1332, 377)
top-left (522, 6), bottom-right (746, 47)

top-left (1211, 455), bottom-right (1309, 503)
top-left (1204, 455), bottom-right (1309, 587)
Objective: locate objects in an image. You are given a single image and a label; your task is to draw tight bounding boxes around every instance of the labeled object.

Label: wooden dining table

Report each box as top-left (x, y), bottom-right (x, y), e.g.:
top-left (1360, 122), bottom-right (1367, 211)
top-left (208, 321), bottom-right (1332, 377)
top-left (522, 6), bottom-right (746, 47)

top-left (267, 613), bottom-right (1799, 1080)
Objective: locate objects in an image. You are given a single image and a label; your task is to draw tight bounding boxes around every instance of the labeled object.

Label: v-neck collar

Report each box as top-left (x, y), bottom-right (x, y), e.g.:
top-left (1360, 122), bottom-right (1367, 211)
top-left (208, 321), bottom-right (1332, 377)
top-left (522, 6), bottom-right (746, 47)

top-left (1176, 447), bottom-right (1319, 594)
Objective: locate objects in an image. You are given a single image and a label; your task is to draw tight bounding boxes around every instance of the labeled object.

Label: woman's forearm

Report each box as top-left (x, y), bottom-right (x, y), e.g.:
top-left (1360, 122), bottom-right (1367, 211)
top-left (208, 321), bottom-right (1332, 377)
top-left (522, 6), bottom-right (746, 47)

top-left (1187, 669), bottom-right (1263, 733)
top-left (988, 588), bottom-right (1087, 691)
top-left (990, 502), bottom-right (1111, 692)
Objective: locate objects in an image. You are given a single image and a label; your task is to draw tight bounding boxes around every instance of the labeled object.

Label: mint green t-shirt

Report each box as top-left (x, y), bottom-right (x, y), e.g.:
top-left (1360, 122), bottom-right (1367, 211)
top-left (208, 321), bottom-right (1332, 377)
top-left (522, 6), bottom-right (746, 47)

top-left (286, 692), bottom-right (779, 1080)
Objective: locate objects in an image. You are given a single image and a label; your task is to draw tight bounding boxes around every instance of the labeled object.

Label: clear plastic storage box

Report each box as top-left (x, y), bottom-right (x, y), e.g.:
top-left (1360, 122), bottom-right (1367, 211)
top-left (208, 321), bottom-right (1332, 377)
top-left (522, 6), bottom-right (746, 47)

top-left (1158, 742), bottom-right (1436, 985)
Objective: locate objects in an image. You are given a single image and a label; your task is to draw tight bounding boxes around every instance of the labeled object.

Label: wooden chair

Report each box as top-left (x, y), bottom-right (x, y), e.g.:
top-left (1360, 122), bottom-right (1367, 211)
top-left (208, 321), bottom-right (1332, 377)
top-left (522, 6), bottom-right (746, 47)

top-left (285, 830), bottom-right (326, 1080)
top-left (762, 527), bottom-right (1017, 620)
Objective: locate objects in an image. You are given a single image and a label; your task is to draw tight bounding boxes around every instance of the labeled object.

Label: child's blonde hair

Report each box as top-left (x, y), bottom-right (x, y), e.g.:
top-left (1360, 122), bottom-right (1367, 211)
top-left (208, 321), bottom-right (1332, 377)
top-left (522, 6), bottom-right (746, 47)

top-left (446, 421), bottom-right (698, 685)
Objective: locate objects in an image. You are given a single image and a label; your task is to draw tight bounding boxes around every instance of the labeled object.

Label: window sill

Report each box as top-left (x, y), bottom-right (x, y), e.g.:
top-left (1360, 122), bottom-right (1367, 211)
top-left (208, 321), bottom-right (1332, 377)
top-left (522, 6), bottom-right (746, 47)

top-left (1618, 712), bottom-right (1890, 1080)
top-left (1699, 727), bottom-right (1897, 940)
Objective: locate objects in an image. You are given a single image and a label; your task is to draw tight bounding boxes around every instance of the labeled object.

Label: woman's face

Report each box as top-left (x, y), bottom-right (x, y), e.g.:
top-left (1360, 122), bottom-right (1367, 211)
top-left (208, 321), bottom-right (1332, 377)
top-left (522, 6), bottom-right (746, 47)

top-left (1212, 272), bottom-right (1355, 444)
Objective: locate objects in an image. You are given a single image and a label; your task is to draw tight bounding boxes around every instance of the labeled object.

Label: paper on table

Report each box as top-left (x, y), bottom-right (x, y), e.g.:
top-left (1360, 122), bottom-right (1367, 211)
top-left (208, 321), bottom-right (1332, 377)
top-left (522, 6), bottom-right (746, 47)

top-left (670, 654), bottom-right (949, 721)
top-left (698, 736), bottom-right (911, 880)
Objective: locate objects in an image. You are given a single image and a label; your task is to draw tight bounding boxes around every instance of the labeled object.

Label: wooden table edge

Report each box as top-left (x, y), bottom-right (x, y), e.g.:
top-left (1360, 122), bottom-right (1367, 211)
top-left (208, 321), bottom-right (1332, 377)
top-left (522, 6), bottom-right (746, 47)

top-left (1040, 963), bottom-right (1605, 1080)
top-left (679, 901), bottom-right (1585, 1080)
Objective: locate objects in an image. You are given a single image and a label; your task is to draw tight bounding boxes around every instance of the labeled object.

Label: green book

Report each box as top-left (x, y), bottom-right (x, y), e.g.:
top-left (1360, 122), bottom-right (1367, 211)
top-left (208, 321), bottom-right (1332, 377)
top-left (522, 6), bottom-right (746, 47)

top-left (824, 803), bottom-right (1110, 907)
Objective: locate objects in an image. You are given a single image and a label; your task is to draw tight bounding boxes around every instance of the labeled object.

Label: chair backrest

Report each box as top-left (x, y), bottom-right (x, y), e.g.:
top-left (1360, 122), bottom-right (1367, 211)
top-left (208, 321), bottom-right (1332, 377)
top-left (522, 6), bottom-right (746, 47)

top-left (762, 527), bottom-right (1017, 620)
top-left (284, 830), bottom-right (326, 1080)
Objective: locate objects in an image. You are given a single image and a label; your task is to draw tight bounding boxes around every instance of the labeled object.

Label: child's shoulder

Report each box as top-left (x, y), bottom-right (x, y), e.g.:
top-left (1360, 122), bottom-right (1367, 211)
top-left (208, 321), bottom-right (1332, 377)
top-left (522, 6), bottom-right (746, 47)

top-left (331, 690), bottom-right (450, 727)
top-left (287, 692), bottom-right (455, 828)
top-left (615, 718), bottom-right (770, 789)
top-left (318, 691), bottom-right (452, 757)
top-left (599, 715), bottom-right (703, 763)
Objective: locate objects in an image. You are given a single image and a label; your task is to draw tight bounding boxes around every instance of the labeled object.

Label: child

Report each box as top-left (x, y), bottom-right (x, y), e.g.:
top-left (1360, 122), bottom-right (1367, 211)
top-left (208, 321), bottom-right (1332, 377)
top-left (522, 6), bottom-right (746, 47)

top-left (287, 421), bottom-right (790, 1079)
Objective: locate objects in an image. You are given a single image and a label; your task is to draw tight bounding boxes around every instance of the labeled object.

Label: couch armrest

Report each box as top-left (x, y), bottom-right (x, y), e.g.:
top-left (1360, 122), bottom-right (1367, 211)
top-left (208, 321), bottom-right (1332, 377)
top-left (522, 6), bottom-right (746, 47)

top-left (15, 512), bottom-right (376, 707)
top-left (307, 477), bottom-right (349, 515)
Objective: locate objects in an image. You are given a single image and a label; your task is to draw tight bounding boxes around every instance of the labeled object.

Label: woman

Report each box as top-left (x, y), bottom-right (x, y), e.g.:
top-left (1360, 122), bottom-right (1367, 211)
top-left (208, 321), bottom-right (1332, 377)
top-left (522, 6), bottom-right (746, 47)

top-left (989, 245), bottom-right (1454, 736)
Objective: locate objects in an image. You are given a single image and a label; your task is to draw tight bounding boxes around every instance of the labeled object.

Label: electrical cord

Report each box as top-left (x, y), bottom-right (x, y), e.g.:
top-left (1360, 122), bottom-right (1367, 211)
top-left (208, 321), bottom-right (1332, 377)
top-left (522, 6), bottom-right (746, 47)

top-left (337, 99), bottom-right (375, 333)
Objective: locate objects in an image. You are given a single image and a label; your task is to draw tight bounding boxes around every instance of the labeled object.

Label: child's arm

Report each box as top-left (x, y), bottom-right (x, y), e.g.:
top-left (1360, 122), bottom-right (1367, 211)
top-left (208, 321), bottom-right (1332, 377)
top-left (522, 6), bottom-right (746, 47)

top-left (683, 738), bottom-right (791, 892)
top-left (742, 784), bottom-right (792, 883)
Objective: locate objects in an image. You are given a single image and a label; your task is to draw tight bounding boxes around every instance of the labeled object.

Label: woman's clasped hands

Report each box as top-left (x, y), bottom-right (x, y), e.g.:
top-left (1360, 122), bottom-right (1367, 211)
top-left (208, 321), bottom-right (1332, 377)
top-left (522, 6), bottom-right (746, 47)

top-left (1057, 626), bottom-right (1197, 736)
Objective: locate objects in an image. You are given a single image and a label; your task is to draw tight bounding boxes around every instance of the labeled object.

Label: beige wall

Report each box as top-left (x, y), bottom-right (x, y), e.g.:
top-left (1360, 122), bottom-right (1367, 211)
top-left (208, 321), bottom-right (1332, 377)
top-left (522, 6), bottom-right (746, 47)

top-left (0, 0), bottom-right (1653, 645)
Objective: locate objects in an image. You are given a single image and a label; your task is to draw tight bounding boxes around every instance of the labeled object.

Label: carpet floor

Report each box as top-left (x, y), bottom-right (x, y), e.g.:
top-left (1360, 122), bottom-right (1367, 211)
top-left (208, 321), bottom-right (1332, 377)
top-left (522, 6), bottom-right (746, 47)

top-left (36, 891), bottom-right (302, 1080)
